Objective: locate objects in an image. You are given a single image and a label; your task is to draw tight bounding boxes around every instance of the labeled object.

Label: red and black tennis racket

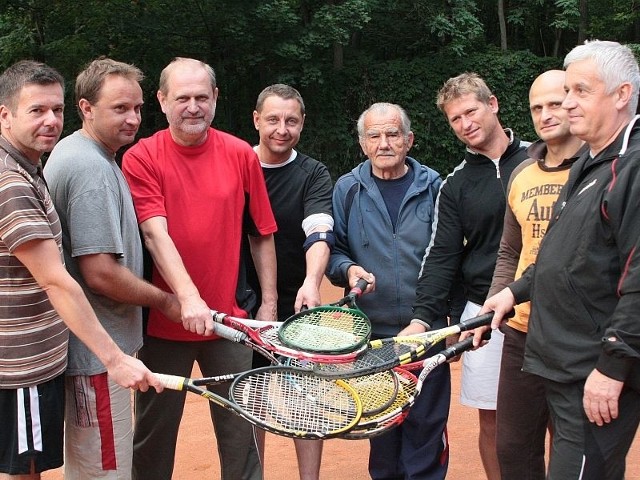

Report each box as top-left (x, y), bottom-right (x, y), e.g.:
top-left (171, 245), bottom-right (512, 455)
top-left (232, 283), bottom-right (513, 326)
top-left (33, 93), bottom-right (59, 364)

top-left (209, 278), bottom-right (372, 363)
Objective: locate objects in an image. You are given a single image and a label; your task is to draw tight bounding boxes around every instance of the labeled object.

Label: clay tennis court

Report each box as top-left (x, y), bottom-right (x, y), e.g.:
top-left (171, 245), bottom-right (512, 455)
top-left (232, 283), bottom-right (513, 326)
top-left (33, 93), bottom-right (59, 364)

top-left (44, 281), bottom-right (639, 479)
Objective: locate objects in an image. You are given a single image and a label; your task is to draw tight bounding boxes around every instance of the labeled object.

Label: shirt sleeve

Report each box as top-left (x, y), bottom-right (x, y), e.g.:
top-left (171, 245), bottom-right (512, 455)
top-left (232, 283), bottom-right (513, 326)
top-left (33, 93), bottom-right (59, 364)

top-left (122, 143), bottom-right (167, 224)
top-left (488, 171), bottom-right (522, 297)
top-left (0, 172), bottom-right (55, 251)
top-left (412, 179), bottom-right (465, 326)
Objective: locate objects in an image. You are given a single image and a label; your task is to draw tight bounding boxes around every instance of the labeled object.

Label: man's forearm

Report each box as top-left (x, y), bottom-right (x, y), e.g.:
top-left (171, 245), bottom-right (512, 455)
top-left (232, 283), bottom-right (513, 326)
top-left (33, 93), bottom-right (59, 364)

top-left (248, 234), bottom-right (278, 317)
top-left (79, 254), bottom-right (179, 321)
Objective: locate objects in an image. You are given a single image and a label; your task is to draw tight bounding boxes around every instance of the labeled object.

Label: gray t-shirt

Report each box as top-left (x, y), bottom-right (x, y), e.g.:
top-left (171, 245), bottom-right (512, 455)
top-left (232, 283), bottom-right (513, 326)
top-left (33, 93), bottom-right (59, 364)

top-left (44, 130), bottom-right (143, 376)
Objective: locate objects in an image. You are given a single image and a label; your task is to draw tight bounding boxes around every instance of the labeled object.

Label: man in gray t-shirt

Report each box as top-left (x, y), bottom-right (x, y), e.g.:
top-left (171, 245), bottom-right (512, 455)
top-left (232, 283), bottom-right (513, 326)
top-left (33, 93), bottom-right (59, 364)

top-left (45, 58), bottom-right (180, 480)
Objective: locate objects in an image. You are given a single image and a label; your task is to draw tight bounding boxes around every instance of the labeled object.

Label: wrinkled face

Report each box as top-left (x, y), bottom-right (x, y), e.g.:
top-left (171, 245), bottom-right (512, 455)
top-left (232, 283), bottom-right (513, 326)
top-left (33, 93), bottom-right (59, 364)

top-left (158, 64), bottom-right (218, 145)
top-left (0, 83), bottom-right (64, 163)
top-left (529, 73), bottom-right (572, 145)
top-left (80, 74), bottom-right (143, 154)
top-left (443, 93), bottom-right (501, 153)
top-left (562, 58), bottom-right (621, 150)
top-left (253, 95), bottom-right (304, 159)
top-left (359, 109), bottom-right (413, 178)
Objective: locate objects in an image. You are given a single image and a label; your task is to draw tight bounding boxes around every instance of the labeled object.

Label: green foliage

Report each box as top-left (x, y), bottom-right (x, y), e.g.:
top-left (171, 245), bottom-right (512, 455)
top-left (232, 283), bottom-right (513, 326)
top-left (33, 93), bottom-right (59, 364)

top-left (0, 0), bottom-right (636, 180)
top-left (299, 47), bottom-right (560, 178)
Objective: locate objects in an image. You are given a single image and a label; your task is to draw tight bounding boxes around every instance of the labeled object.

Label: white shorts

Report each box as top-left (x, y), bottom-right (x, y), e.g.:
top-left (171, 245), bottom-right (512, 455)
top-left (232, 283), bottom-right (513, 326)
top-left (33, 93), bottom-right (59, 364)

top-left (64, 373), bottom-right (133, 480)
top-left (459, 301), bottom-right (504, 410)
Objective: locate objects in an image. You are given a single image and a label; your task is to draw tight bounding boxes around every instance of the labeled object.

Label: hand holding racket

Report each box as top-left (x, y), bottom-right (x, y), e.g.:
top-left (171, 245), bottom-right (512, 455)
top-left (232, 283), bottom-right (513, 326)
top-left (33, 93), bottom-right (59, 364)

top-left (306, 312), bottom-right (495, 378)
top-left (276, 277), bottom-right (371, 354)
top-left (208, 278), bottom-right (371, 363)
top-left (155, 365), bottom-right (363, 439)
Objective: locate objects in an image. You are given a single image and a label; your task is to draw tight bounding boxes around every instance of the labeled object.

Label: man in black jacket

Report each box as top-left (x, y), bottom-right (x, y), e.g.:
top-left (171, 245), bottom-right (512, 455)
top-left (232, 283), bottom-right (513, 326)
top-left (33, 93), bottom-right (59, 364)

top-left (405, 72), bottom-right (529, 480)
top-left (483, 40), bottom-right (640, 479)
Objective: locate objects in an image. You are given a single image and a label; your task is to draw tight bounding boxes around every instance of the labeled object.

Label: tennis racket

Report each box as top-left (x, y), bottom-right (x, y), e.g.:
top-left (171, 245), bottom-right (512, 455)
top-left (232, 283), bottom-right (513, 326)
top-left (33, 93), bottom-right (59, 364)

top-left (306, 312), bottom-right (495, 378)
top-left (156, 365), bottom-right (362, 439)
top-left (209, 317), bottom-right (369, 364)
top-left (407, 330), bottom-right (492, 395)
top-left (340, 368), bottom-right (418, 440)
top-left (277, 278), bottom-right (372, 354)
top-left (285, 357), bottom-right (401, 417)
top-left (340, 332), bottom-right (492, 440)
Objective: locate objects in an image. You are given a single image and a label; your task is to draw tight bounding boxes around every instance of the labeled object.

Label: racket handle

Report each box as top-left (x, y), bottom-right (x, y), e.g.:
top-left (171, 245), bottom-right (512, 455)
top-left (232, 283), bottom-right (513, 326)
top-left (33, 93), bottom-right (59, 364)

top-left (350, 278), bottom-right (369, 297)
top-left (457, 312), bottom-right (494, 331)
top-left (441, 330), bottom-right (492, 359)
top-left (211, 321), bottom-right (248, 343)
top-left (156, 373), bottom-right (188, 391)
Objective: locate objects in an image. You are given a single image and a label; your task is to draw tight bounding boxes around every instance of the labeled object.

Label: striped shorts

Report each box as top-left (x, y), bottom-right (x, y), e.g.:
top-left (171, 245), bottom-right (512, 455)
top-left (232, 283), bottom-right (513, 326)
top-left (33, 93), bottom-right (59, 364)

top-left (64, 372), bottom-right (134, 480)
top-left (0, 374), bottom-right (65, 474)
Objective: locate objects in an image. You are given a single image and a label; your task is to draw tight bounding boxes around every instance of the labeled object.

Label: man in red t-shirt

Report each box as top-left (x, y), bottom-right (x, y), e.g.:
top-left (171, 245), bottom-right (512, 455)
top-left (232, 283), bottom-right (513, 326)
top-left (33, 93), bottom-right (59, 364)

top-left (123, 57), bottom-right (277, 480)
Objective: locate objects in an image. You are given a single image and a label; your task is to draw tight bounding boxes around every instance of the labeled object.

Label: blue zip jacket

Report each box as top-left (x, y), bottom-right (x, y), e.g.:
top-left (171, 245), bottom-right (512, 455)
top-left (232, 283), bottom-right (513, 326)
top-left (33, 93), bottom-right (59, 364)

top-left (326, 157), bottom-right (442, 338)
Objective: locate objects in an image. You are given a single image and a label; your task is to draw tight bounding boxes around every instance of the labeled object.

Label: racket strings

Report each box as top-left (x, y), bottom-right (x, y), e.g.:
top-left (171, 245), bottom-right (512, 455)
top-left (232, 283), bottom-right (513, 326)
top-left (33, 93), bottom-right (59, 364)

top-left (278, 307), bottom-right (370, 353)
top-left (344, 370), bottom-right (399, 416)
top-left (341, 368), bottom-right (418, 439)
top-left (286, 357), bottom-right (399, 416)
top-left (229, 369), bottom-right (360, 436)
top-left (311, 341), bottom-right (427, 378)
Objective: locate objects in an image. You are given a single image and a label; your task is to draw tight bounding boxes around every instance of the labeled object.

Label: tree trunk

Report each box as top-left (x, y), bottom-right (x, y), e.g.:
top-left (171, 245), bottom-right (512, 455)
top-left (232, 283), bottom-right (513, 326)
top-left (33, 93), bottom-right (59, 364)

top-left (498, 0), bottom-right (508, 51)
top-left (333, 42), bottom-right (344, 70)
top-left (578, 0), bottom-right (588, 44)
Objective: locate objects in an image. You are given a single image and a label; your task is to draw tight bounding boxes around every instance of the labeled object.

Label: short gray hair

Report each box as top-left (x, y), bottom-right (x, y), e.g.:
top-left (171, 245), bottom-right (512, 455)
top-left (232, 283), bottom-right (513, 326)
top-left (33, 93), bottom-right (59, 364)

top-left (357, 103), bottom-right (411, 139)
top-left (564, 40), bottom-right (640, 115)
top-left (158, 57), bottom-right (216, 96)
top-left (256, 84), bottom-right (305, 115)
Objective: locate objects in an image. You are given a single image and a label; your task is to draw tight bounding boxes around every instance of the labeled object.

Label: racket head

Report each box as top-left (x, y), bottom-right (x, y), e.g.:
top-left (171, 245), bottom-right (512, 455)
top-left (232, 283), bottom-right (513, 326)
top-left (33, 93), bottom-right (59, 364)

top-left (308, 339), bottom-right (428, 378)
top-left (228, 366), bottom-right (362, 439)
top-left (340, 368), bottom-right (417, 439)
top-left (277, 306), bottom-right (371, 354)
top-left (284, 357), bottom-right (399, 416)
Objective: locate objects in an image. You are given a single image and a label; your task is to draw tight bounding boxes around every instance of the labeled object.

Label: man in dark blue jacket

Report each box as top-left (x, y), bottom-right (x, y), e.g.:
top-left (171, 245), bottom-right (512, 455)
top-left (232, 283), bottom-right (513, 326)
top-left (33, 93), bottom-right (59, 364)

top-left (327, 102), bottom-right (448, 479)
top-left (483, 40), bottom-right (640, 479)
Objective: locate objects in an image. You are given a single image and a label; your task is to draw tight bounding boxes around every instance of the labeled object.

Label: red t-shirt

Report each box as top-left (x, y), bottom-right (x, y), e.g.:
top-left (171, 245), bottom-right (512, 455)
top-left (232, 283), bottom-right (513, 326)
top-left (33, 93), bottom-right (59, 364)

top-left (123, 128), bottom-right (276, 341)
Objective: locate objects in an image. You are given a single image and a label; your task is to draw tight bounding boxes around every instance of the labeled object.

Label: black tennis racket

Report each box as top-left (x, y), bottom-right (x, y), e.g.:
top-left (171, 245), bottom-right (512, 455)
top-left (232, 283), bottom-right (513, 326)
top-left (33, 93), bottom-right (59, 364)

top-left (339, 331), bottom-right (492, 440)
top-left (306, 312), bottom-right (495, 378)
top-left (155, 365), bottom-right (362, 439)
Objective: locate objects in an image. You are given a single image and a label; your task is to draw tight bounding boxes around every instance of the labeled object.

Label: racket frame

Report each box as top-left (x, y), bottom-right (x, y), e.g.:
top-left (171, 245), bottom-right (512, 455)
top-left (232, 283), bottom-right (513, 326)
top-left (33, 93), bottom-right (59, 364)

top-left (156, 366), bottom-right (363, 439)
top-left (309, 312), bottom-right (495, 378)
top-left (277, 278), bottom-right (372, 354)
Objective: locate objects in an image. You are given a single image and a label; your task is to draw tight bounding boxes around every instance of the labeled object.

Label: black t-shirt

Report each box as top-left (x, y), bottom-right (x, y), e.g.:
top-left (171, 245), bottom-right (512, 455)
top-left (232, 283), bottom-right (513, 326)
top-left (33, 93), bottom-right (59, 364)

top-left (243, 151), bottom-right (333, 319)
top-left (373, 167), bottom-right (412, 232)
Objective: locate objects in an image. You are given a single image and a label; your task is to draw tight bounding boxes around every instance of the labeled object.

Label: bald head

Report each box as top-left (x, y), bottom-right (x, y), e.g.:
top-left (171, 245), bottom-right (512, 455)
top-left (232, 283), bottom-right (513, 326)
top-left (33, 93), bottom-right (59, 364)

top-left (530, 70), bottom-right (566, 98)
top-left (528, 70), bottom-right (572, 145)
top-left (158, 57), bottom-right (216, 96)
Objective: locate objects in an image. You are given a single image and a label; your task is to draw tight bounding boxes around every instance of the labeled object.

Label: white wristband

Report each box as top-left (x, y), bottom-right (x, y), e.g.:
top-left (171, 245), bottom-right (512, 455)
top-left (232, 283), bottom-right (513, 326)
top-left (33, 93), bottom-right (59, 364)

top-left (410, 319), bottom-right (431, 331)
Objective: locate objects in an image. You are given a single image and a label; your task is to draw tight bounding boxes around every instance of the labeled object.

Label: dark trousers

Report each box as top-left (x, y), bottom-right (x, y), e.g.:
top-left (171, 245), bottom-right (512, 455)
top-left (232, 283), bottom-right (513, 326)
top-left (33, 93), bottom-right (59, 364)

top-left (368, 361), bottom-right (451, 480)
top-left (496, 324), bottom-right (549, 480)
top-left (132, 337), bottom-right (262, 480)
top-left (544, 377), bottom-right (640, 480)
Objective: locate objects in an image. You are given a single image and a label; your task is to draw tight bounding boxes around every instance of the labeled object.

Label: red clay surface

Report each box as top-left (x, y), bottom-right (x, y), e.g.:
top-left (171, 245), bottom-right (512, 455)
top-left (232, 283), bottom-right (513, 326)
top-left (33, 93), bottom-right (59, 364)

top-left (44, 280), bottom-right (639, 479)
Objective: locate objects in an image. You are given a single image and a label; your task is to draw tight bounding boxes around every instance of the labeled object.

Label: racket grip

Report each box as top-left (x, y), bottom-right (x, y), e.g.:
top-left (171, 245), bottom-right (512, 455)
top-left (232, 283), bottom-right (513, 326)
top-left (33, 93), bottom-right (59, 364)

top-left (156, 373), bottom-right (188, 391)
top-left (457, 312), bottom-right (494, 331)
top-left (351, 278), bottom-right (369, 297)
top-left (211, 321), bottom-right (248, 343)
top-left (442, 330), bottom-right (492, 359)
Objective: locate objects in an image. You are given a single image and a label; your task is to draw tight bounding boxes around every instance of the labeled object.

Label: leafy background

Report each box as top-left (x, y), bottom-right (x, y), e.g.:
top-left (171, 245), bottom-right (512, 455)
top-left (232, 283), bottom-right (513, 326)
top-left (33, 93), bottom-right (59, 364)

top-left (1, 0), bottom-right (638, 177)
